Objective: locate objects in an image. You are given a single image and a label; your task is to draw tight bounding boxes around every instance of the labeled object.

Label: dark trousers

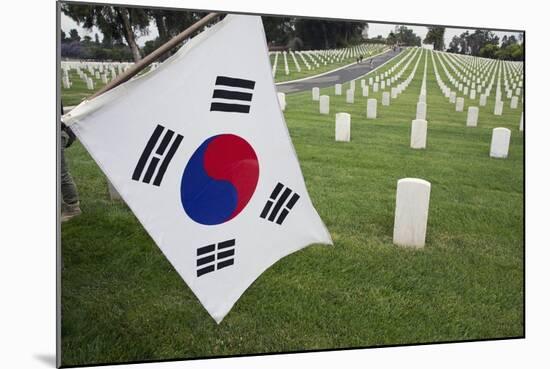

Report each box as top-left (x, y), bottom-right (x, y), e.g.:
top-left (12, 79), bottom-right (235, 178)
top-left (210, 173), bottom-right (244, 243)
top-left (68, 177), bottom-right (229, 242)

top-left (61, 131), bottom-right (79, 205)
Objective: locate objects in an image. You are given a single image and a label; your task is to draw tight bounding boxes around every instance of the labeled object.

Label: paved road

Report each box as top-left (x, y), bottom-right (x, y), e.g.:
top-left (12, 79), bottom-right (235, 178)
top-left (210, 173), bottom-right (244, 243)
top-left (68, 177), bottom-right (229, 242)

top-left (276, 49), bottom-right (403, 94)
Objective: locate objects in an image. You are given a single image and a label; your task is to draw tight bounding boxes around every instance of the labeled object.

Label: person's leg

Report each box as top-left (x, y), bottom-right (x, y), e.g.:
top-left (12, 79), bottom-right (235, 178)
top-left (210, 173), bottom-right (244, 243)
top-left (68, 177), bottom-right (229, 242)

top-left (61, 132), bottom-right (81, 222)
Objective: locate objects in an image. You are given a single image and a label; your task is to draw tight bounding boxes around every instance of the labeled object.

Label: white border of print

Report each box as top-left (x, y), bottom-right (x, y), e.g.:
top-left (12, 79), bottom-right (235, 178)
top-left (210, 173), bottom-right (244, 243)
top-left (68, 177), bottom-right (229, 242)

top-left (2, 1), bottom-right (547, 369)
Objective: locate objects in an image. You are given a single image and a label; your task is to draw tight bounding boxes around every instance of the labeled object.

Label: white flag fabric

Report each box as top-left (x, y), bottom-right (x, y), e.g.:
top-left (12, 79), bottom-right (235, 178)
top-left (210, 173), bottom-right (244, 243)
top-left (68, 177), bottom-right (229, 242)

top-left (63, 14), bottom-right (332, 323)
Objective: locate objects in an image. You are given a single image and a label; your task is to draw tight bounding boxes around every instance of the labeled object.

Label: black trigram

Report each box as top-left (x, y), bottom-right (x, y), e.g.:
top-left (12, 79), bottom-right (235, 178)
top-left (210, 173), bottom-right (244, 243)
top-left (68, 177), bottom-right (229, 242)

top-left (260, 183), bottom-right (300, 225)
top-left (132, 124), bottom-right (183, 186)
top-left (210, 76), bottom-right (256, 114)
top-left (196, 239), bottom-right (236, 277)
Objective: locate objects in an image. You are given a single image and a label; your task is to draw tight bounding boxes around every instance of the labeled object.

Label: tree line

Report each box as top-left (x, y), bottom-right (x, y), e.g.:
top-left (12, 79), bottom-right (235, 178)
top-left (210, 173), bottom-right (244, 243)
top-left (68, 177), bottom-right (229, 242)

top-left (61, 4), bottom-right (425, 62)
top-left (61, 3), bottom-right (521, 62)
top-left (446, 30), bottom-right (523, 60)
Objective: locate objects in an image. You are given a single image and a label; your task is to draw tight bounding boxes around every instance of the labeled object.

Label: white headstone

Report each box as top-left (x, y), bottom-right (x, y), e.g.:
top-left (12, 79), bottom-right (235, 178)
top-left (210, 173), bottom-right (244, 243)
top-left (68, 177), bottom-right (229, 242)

top-left (393, 178), bottom-right (431, 248)
top-left (466, 106), bottom-right (479, 127)
top-left (480, 94), bottom-right (487, 107)
top-left (410, 119), bottom-right (427, 149)
top-left (469, 89), bottom-right (476, 100)
top-left (490, 127), bottom-right (511, 158)
top-left (346, 89), bottom-right (354, 104)
top-left (362, 86), bottom-right (369, 97)
top-left (320, 95), bottom-right (330, 115)
top-left (455, 97), bottom-right (464, 112)
top-left (373, 82), bottom-right (379, 92)
top-left (335, 113), bottom-right (351, 142)
top-left (366, 98), bottom-right (377, 119)
top-left (391, 87), bottom-right (398, 99)
top-left (335, 84), bottom-right (342, 95)
top-left (349, 80), bottom-right (355, 91)
top-left (86, 77), bottom-right (94, 90)
top-left (449, 91), bottom-right (456, 103)
top-left (312, 87), bottom-right (320, 101)
top-left (382, 91), bottom-right (390, 106)
top-left (62, 75), bottom-right (70, 89)
top-left (277, 92), bottom-right (286, 111)
top-left (510, 96), bottom-right (518, 109)
top-left (416, 102), bottom-right (427, 120)
top-left (494, 100), bottom-right (503, 115)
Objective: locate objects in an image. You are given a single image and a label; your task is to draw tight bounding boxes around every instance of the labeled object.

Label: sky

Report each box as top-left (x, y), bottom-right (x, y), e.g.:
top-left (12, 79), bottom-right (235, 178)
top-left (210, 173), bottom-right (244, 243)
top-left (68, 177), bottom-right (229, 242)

top-left (61, 13), bottom-right (522, 49)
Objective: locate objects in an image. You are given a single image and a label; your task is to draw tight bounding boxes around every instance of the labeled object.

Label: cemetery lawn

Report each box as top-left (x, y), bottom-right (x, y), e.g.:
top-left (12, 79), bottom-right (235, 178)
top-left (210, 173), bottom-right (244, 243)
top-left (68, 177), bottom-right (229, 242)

top-left (61, 51), bottom-right (524, 366)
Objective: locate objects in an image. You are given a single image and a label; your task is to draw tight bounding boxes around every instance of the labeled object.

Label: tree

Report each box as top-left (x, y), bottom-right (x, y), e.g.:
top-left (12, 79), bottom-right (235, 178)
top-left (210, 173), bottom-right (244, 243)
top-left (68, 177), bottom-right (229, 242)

top-left (447, 35), bottom-right (461, 53)
top-left (145, 9), bottom-right (212, 59)
top-left (68, 28), bottom-right (80, 42)
top-left (390, 25), bottom-right (421, 46)
top-left (82, 35), bottom-right (93, 45)
top-left (465, 29), bottom-right (499, 56)
top-left (262, 16), bottom-right (294, 46)
top-left (479, 43), bottom-right (499, 59)
top-left (458, 31), bottom-right (469, 54)
top-left (61, 3), bottom-right (151, 62)
top-left (386, 31), bottom-right (397, 45)
top-left (423, 26), bottom-right (445, 50)
top-left (501, 34), bottom-right (517, 48)
top-left (293, 18), bottom-right (367, 49)
top-left (496, 43), bottom-right (523, 61)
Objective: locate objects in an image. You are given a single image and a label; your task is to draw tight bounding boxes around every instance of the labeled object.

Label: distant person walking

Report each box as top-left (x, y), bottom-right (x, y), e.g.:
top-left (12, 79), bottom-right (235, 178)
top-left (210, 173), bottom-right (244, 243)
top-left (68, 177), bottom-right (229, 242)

top-left (60, 103), bottom-right (81, 222)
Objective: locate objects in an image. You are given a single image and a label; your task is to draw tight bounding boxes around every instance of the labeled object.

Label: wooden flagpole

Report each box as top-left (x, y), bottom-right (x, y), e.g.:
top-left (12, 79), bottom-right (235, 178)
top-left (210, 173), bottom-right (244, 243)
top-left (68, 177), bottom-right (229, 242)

top-left (88, 12), bottom-right (219, 101)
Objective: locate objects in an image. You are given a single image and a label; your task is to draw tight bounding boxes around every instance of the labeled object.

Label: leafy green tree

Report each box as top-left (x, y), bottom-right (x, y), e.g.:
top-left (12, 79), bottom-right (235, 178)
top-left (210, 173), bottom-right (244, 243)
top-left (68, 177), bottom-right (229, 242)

top-left (262, 16), bottom-right (294, 46)
top-left (82, 35), bottom-right (93, 46)
top-left (69, 28), bottom-right (80, 42)
top-left (145, 9), bottom-right (212, 59)
top-left (386, 31), bottom-right (397, 45)
top-left (447, 35), bottom-right (461, 53)
top-left (479, 43), bottom-right (499, 58)
top-left (293, 19), bottom-right (367, 49)
top-left (467, 29), bottom-right (499, 56)
top-left (423, 26), bottom-right (445, 50)
top-left (501, 34), bottom-right (518, 48)
top-left (386, 26), bottom-right (421, 46)
top-left (496, 43), bottom-right (523, 61)
top-left (61, 3), bottom-right (151, 62)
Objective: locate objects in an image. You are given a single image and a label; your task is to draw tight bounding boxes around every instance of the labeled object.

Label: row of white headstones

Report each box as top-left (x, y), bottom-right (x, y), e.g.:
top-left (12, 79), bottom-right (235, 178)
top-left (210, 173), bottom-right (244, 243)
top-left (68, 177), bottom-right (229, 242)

top-left (270, 44), bottom-right (386, 78)
top-left (277, 47), bottom-right (524, 249)
top-left (61, 60), bottom-right (160, 91)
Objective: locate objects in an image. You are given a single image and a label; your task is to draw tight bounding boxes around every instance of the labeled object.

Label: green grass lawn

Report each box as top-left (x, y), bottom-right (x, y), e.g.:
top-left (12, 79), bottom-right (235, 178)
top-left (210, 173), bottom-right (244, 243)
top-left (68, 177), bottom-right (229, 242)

top-left (60, 49), bottom-right (524, 366)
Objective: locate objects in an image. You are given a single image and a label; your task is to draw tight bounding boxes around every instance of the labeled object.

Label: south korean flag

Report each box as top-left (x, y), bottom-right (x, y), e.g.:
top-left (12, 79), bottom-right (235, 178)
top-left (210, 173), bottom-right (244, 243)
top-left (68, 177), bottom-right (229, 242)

top-left (63, 14), bottom-right (333, 323)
